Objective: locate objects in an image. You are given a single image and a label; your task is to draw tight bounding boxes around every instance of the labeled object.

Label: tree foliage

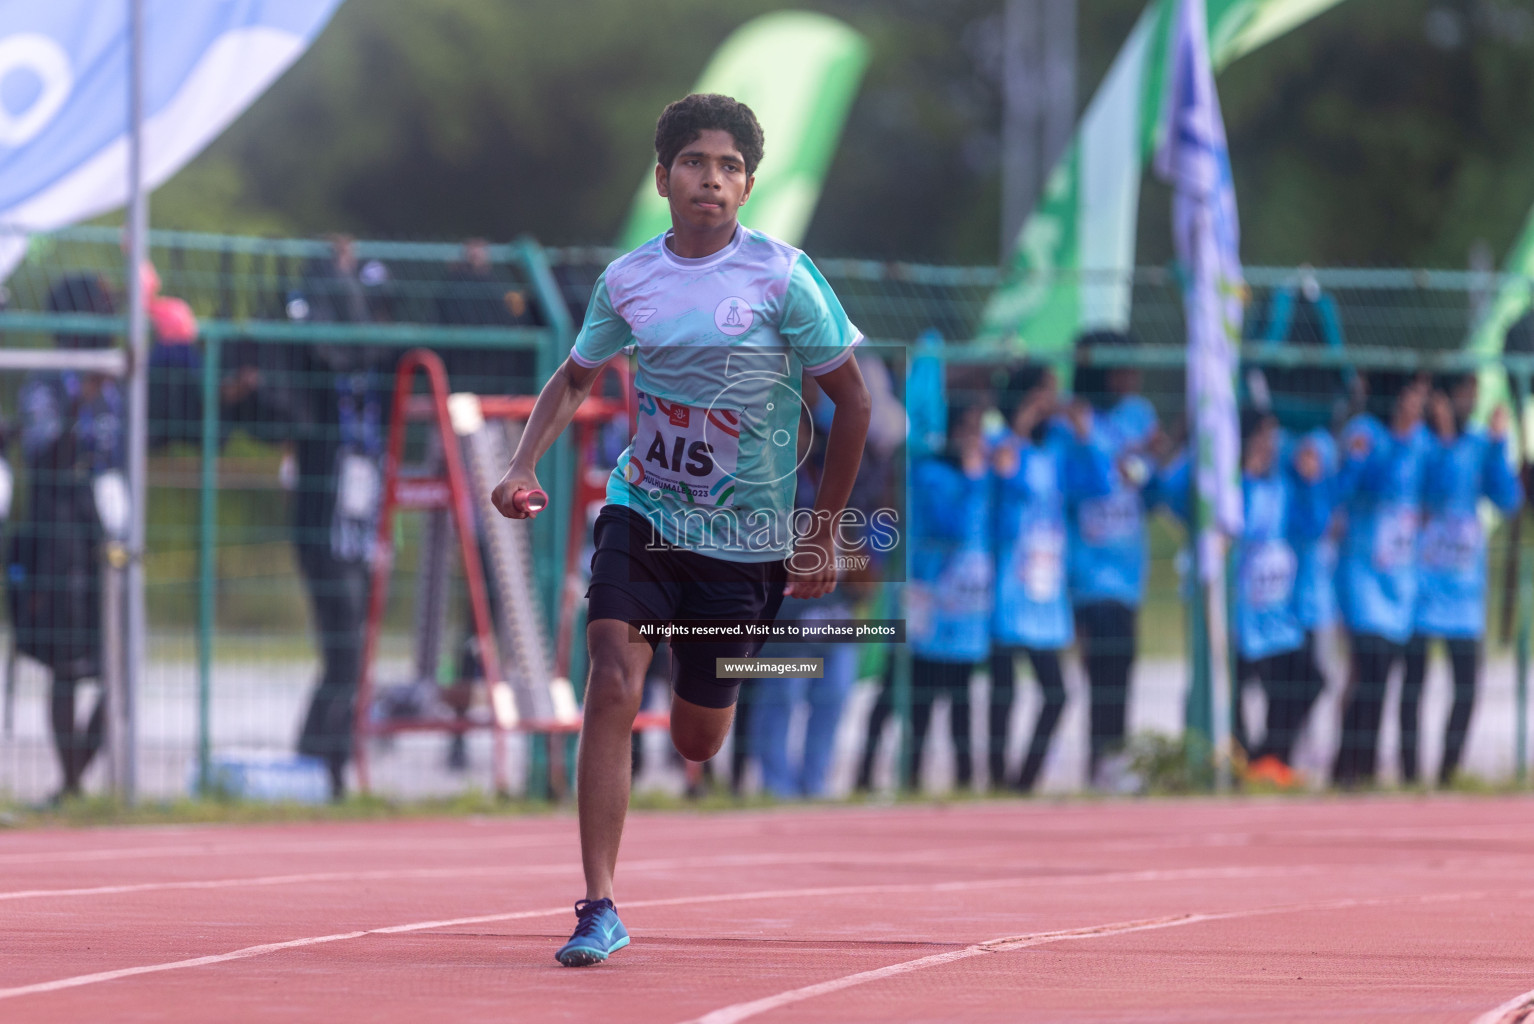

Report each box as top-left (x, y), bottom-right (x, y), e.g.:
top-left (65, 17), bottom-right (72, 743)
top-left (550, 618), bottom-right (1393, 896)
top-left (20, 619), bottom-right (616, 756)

top-left (150, 0), bottom-right (1534, 268)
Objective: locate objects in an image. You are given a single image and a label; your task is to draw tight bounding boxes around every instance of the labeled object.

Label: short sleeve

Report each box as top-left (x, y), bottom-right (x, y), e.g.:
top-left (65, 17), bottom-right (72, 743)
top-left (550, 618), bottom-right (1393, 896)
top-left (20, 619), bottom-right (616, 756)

top-left (780, 254), bottom-right (862, 376)
top-left (571, 273), bottom-right (632, 368)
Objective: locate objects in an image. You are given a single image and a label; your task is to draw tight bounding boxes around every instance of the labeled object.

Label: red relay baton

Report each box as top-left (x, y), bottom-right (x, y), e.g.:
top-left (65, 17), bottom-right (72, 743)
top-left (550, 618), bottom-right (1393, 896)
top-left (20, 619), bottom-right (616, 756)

top-left (512, 488), bottom-right (548, 515)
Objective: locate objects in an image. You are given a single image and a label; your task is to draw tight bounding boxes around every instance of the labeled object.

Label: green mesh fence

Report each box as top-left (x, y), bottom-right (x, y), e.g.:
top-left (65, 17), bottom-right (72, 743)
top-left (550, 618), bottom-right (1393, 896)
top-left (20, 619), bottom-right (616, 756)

top-left (0, 224), bottom-right (1529, 805)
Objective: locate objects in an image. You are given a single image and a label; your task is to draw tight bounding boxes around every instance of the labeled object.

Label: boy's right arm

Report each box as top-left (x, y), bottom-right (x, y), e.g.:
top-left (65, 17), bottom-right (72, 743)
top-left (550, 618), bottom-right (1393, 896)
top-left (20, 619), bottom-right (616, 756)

top-left (494, 269), bottom-right (629, 518)
top-left (491, 356), bottom-right (602, 519)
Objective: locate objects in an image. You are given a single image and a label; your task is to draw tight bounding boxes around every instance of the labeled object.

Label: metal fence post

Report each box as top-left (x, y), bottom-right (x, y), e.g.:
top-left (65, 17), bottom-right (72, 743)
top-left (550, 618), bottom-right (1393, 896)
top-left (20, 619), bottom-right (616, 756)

top-left (1516, 367), bottom-right (1532, 786)
top-left (196, 330), bottom-right (222, 793)
top-left (891, 619), bottom-right (913, 794)
top-left (119, 0), bottom-right (149, 805)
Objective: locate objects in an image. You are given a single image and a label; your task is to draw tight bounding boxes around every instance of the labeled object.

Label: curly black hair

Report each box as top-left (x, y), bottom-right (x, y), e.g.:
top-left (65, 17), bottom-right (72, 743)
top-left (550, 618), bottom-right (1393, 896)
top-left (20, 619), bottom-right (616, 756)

top-left (654, 93), bottom-right (765, 175)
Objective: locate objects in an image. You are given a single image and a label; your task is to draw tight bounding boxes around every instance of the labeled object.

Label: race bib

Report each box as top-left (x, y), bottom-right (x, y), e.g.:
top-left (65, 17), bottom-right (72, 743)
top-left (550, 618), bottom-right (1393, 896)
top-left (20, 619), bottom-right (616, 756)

top-left (940, 548), bottom-right (994, 616)
top-left (1016, 524), bottom-right (1065, 602)
top-left (1079, 491), bottom-right (1140, 545)
top-left (92, 470), bottom-right (130, 540)
top-left (1420, 512), bottom-right (1481, 572)
top-left (332, 451), bottom-right (381, 563)
top-left (337, 453), bottom-right (381, 519)
top-left (626, 390), bottom-right (740, 507)
top-left (1372, 503), bottom-right (1418, 572)
top-left (1242, 539), bottom-right (1296, 609)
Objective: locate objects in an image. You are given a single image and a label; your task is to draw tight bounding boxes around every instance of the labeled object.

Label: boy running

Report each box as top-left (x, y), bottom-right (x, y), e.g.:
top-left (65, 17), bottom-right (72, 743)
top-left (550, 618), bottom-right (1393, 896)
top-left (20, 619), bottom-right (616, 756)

top-left (491, 93), bottom-right (871, 966)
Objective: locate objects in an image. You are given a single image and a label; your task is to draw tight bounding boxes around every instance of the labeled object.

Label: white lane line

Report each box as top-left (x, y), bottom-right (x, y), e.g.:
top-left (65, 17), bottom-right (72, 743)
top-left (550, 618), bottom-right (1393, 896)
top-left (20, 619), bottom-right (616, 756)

top-left (0, 867), bottom-right (1327, 1002)
top-left (0, 817), bottom-right (802, 868)
top-left (0, 850), bottom-right (1323, 905)
top-left (3, 868), bottom-right (1518, 1005)
top-left (0, 844), bottom-right (1015, 903)
top-left (683, 914), bottom-right (1220, 1024)
top-left (8, 813), bottom-right (1526, 869)
top-left (0, 931), bottom-right (374, 1001)
top-left (0, 867), bottom-right (517, 903)
top-left (0, 831), bottom-right (572, 867)
top-left (677, 888), bottom-right (1531, 1024)
top-left (1471, 988), bottom-right (1534, 1024)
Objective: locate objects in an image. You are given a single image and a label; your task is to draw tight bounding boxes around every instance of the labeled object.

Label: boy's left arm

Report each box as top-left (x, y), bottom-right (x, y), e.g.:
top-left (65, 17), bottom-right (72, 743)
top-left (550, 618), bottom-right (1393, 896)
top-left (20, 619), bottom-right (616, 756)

top-left (788, 358), bottom-right (871, 598)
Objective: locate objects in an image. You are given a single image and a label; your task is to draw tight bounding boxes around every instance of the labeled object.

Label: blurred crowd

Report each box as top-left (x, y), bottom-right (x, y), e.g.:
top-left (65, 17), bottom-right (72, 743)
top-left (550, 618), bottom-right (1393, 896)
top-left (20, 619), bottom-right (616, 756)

top-left (884, 327), bottom-right (1524, 794)
top-left (3, 236), bottom-right (541, 803)
top-left (5, 245), bottom-right (1528, 802)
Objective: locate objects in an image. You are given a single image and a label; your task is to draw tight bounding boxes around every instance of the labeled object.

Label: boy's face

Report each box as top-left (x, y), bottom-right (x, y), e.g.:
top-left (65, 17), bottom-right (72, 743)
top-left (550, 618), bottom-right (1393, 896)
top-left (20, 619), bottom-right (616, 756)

top-left (655, 129), bottom-right (754, 234)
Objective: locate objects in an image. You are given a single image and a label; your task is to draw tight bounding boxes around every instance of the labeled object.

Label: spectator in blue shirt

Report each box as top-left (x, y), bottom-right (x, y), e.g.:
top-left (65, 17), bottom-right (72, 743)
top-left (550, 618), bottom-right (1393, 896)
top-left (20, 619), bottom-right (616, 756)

top-left (1333, 372), bottom-right (1431, 786)
top-left (1068, 331), bottom-right (1160, 782)
top-left (1161, 411), bottom-right (1333, 785)
top-left (988, 364), bottom-right (1110, 791)
top-left (1401, 374), bottom-right (1522, 786)
top-left (861, 400), bottom-right (991, 792)
top-left (1287, 428), bottom-right (1341, 640)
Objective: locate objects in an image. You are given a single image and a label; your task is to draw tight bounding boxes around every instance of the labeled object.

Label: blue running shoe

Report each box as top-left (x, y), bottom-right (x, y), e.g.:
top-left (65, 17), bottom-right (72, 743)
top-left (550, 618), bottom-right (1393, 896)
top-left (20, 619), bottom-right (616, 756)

top-left (555, 898), bottom-right (630, 967)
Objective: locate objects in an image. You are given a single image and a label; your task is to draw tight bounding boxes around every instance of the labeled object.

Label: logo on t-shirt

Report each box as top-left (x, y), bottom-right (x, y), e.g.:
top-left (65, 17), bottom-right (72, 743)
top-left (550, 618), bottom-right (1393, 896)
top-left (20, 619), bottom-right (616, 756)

top-left (668, 404), bottom-right (690, 428)
top-left (714, 296), bottom-right (754, 336)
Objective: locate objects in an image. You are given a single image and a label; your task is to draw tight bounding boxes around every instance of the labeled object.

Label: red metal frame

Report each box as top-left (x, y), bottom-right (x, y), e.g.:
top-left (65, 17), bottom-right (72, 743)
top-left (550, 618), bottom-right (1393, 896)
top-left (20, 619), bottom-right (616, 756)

top-left (355, 349), bottom-right (507, 792)
top-left (354, 349), bottom-right (666, 796)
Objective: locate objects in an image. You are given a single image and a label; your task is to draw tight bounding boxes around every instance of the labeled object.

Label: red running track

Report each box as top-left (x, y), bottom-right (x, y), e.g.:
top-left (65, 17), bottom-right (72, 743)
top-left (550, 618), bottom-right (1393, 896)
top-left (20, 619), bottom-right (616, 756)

top-left (4, 796), bottom-right (1534, 1023)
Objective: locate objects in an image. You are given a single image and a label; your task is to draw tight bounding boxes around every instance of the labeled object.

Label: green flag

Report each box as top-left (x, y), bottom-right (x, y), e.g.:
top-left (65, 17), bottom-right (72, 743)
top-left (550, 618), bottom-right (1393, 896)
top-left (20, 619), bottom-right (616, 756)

top-left (618, 11), bottom-right (868, 250)
top-left (978, 0), bottom-right (1354, 354)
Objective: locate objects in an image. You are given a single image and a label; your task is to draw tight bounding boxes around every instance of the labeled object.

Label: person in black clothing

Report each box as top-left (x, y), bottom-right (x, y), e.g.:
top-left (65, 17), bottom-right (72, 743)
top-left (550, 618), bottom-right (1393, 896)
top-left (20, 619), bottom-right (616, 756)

top-left (285, 344), bottom-right (387, 799)
top-left (435, 238), bottom-right (539, 397)
top-left (7, 276), bottom-right (124, 801)
top-left (254, 242), bottom-right (394, 800)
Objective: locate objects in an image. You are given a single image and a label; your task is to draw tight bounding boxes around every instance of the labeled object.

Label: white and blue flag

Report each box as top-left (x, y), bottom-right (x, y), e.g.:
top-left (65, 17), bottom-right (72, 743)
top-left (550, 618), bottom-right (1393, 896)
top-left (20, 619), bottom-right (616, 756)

top-left (0, 0), bottom-right (343, 278)
top-left (1154, 0), bottom-right (1244, 573)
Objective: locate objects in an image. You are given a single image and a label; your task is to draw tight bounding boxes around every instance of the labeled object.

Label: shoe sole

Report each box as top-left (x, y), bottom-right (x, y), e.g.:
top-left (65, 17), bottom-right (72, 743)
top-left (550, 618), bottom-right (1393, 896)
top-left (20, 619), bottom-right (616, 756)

top-left (556, 935), bottom-right (630, 967)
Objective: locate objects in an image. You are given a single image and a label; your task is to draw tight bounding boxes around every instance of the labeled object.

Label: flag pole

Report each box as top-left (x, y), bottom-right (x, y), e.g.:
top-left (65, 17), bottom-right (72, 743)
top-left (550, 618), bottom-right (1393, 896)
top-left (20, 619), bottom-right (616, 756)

top-left (1206, 540), bottom-right (1233, 792)
top-left (1157, 0), bottom-right (1241, 792)
top-left (121, 0), bottom-right (149, 804)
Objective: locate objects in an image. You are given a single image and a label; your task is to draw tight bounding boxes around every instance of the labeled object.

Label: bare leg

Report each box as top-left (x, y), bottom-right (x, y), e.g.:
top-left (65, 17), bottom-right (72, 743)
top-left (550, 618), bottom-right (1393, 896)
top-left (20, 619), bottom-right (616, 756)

top-left (670, 694), bottom-right (735, 763)
top-left (578, 619), bottom-right (654, 903)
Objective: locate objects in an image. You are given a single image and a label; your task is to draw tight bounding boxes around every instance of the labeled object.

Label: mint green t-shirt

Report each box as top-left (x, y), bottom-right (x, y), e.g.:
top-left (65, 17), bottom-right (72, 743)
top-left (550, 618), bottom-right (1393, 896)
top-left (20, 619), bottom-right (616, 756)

top-left (570, 227), bottom-right (862, 562)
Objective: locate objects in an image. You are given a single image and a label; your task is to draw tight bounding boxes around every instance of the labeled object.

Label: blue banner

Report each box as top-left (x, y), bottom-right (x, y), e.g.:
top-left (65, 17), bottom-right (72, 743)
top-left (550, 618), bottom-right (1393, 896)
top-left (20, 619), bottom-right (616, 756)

top-left (0, 0), bottom-right (343, 275)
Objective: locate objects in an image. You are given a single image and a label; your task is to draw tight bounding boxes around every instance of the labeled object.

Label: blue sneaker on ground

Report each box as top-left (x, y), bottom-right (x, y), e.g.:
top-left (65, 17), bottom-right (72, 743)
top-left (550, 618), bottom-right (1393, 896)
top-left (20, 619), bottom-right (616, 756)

top-left (555, 898), bottom-right (630, 967)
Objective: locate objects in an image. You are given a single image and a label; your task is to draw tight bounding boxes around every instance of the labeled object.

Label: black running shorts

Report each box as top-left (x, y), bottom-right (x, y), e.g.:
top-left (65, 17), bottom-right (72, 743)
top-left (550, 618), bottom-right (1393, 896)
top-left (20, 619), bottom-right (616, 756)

top-left (585, 504), bottom-right (787, 709)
